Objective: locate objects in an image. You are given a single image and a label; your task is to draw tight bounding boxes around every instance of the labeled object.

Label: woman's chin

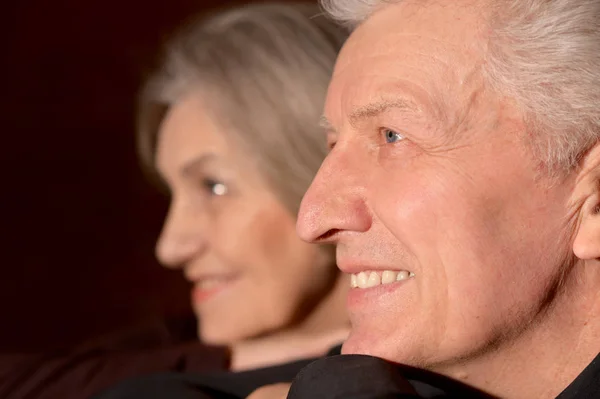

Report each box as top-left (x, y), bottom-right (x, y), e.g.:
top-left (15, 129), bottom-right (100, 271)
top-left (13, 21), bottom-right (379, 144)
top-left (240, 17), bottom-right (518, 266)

top-left (197, 325), bottom-right (235, 346)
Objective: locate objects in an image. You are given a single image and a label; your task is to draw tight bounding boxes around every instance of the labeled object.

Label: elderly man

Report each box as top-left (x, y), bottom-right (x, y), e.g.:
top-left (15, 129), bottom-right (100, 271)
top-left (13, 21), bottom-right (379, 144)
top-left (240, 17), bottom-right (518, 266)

top-left (290, 0), bottom-right (600, 398)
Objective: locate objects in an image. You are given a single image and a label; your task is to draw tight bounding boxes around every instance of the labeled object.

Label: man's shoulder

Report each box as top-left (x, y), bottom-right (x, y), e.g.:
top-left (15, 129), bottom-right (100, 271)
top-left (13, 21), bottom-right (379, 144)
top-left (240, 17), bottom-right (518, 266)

top-left (557, 353), bottom-right (600, 399)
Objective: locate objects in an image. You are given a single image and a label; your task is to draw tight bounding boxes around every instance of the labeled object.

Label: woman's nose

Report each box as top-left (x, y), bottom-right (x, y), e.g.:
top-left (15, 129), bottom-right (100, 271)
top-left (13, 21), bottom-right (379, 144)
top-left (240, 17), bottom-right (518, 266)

top-left (155, 202), bottom-right (208, 268)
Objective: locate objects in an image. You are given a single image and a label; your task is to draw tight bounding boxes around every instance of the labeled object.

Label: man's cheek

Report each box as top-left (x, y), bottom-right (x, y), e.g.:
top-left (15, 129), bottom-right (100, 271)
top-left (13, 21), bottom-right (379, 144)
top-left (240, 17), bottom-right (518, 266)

top-left (372, 175), bottom-right (441, 240)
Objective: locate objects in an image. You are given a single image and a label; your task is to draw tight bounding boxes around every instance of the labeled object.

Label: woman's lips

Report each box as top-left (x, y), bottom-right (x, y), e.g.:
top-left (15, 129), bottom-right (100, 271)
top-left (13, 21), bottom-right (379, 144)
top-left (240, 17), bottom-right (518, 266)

top-left (191, 276), bottom-right (239, 304)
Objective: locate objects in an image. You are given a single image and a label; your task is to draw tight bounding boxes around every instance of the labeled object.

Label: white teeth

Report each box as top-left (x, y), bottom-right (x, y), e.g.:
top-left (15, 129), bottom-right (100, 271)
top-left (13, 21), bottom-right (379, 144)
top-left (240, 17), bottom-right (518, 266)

top-left (357, 271), bottom-right (368, 288)
top-left (366, 272), bottom-right (381, 288)
top-left (397, 270), bottom-right (410, 281)
top-left (350, 270), bottom-right (414, 289)
top-left (381, 270), bottom-right (396, 284)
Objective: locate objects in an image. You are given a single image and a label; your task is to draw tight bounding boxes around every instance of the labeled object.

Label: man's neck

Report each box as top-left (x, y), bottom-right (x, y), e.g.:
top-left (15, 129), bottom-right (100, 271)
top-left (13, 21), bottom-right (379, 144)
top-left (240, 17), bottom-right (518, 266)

top-left (441, 262), bottom-right (600, 398)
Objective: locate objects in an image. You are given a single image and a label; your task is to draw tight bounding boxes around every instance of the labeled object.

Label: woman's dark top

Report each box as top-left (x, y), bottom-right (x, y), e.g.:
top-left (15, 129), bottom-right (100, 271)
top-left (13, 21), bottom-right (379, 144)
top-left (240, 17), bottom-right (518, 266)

top-left (95, 350), bottom-right (600, 399)
top-left (93, 346), bottom-right (343, 399)
top-left (0, 318), bottom-right (229, 399)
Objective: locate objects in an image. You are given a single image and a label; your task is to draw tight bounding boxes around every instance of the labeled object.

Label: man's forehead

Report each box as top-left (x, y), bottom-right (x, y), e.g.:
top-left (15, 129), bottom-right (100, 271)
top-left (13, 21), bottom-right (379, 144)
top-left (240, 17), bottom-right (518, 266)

top-left (333, 0), bottom-right (489, 72)
top-left (326, 0), bottom-right (489, 125)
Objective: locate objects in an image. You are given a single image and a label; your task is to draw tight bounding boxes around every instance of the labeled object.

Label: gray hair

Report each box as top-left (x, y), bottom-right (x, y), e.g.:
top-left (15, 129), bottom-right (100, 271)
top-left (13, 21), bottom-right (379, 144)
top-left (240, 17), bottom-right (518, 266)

top-left (321, 0), bottom-right (600, 172)
top-left (138, 2), bottom-right (348, 213)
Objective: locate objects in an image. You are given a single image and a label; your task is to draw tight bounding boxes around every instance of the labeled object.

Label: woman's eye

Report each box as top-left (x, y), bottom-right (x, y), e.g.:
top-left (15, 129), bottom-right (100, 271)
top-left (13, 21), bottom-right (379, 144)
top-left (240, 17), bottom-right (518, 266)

top-left (382, 128), bottom-right (405, 144)
top-left (202, 179), bottom-right (228, 196)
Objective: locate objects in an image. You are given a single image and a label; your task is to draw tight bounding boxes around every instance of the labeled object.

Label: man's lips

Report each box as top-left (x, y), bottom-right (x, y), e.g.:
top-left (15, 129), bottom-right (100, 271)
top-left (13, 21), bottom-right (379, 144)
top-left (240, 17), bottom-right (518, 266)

top-left (336, 259), bottom-right (412, 274)
top-left (346, 270), bottom-right (416, 310)
top-left (337, 263), bottom-right (416, 310)
top-left (337, 261), bottom-right (414, 286)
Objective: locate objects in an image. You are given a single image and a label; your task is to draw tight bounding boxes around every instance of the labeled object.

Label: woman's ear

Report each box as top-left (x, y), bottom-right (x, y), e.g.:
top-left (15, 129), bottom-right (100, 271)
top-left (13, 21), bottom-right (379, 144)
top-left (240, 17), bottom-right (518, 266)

top-left (573, 143), bottom-right (600, 260)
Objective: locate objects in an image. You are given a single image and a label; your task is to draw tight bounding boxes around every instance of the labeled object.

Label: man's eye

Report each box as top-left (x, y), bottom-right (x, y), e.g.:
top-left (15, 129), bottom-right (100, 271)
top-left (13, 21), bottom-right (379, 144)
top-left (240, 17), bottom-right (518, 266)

top-left (326, 131), bottom-right (337, 152)
top-left (202, 179), bottom-right (228, 196)
top-left (382, 128), bottom-right (405, 144)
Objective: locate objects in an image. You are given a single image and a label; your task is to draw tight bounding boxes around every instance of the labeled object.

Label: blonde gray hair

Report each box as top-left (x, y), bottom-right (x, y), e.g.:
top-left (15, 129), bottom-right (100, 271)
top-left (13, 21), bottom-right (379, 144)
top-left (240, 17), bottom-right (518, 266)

top-left (138, 2), bottom-right (348, 213)
top-left (321, 0), bottom-right (600, 172)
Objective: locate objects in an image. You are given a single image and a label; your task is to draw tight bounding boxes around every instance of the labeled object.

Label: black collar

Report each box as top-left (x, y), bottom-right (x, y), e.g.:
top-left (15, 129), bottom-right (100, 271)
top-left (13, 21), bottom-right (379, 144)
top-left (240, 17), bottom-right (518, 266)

top-left (556, 352), bottom-right (600, 399)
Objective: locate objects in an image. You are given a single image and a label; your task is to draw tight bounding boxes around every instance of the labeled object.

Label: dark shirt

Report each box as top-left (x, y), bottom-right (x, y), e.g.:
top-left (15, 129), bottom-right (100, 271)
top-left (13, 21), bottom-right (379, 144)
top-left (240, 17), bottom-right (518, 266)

top-left (0, 319), bottom-right (228, 399)
top-left (93, 346), bottom-right (343, 399)
top-left (288, 352), bottom-right (600, 398)
top-left (556, 353), bottom-right (600, 399)
top-left (95, 350), bottom-right (600, 399)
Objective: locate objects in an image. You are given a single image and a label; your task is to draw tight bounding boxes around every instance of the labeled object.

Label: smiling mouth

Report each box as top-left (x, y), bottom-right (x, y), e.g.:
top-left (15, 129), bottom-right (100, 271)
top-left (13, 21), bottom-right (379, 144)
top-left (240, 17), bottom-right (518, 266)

top-left (192, 276), bottom-right (239, 303)
top-left (196, 277), bottom-right (235, 290)
top-left (350, 270), bottom-right (415, 289)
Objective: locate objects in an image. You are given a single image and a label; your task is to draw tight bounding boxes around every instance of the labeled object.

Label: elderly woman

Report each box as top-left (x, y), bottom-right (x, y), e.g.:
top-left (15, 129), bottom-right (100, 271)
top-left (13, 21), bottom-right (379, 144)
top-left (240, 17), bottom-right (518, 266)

top-left (93, 3), bottom-right (349, 399)
top-left (2, 3), bottom-right (349, 399)
top-left (137, 1), bottom-right (349, 372)
top-left (95, 3), bottom-right (350, 398)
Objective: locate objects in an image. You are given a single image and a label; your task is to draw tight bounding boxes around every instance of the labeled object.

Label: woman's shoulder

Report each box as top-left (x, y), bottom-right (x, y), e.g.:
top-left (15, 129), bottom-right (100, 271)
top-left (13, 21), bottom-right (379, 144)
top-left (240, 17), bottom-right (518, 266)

top-left (93, 344), bottom-right (343, 399)
top-left (0, 318), bottom-right (228, 399)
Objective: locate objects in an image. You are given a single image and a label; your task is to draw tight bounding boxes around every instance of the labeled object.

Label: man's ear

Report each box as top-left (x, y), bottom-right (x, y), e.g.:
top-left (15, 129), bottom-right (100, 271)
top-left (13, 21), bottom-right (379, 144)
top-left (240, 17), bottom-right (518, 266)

top-left (573, 143), bottom-right (600, 260)
top-left (573, 201), bottom-right (600, 260)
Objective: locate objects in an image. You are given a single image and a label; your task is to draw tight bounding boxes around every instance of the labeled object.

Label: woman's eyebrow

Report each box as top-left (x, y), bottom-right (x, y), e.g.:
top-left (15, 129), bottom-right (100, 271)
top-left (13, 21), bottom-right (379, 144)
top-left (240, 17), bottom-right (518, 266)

top-left (181, 153), bottom-right (217, 178)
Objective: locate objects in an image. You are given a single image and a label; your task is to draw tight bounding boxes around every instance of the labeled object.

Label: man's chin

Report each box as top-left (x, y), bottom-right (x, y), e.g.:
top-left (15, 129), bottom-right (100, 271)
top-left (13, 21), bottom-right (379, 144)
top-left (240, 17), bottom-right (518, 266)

top-left (341, 330), bottom-right (385, 357)
top-left (341, 328), bottom-right (422, 367)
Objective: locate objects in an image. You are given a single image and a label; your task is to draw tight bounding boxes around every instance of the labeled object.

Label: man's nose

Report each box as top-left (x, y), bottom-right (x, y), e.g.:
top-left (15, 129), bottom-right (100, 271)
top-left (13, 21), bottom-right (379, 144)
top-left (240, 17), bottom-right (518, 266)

top-left (297, 141), bottom-right (372, 244)
top-left (155, 201), bottom-right (208, 268)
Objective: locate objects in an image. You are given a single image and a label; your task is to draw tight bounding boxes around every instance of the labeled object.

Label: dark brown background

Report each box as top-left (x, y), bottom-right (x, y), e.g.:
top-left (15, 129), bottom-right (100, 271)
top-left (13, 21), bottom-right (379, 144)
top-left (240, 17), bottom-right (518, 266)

top-left (2, 0), bottom-right (311, 353)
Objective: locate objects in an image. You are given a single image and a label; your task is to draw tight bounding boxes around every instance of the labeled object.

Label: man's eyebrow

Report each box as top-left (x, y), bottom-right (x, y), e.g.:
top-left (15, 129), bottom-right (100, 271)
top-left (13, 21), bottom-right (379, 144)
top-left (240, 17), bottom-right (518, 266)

top-left (319, 115), bottom-right (336, 132)
top-left (348, 98), bottom-right (418, 128)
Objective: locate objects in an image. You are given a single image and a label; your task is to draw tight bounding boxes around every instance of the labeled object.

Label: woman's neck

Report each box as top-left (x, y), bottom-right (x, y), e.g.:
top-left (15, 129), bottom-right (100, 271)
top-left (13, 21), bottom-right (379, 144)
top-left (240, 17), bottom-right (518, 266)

top-left (229, 273), bottom-right (349, 371)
